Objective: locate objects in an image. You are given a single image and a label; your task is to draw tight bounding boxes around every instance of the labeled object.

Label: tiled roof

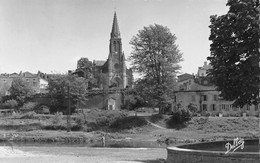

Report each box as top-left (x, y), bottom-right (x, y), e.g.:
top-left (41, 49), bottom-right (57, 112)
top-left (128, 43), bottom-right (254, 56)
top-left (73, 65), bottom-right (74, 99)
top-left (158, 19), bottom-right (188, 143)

top-left (22, 72), bottom-right (38, 78)
top-left (178, 73), bottom-right (194, 82)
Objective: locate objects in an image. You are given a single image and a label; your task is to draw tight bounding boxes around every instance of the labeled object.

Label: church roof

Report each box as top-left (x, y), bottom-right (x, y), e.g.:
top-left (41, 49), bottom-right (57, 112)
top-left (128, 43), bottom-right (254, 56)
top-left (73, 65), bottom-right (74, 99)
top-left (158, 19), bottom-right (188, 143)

top-left (94, 60), bottom-right (106, 66)
top-left (110, 12), bottom-right (121, 38)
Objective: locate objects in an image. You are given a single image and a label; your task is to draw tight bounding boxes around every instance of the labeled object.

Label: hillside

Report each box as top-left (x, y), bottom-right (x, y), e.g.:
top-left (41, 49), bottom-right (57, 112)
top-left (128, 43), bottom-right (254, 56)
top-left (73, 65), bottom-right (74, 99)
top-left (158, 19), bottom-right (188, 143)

top-left (146, 116), bottom-right (260, 144)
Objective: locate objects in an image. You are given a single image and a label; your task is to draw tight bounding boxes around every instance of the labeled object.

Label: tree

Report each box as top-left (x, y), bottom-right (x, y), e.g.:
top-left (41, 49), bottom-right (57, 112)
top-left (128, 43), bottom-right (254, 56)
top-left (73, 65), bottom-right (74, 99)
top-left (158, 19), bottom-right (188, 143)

top-left (9, 78), bottom-right (34, 105)
top-left (207, 0), bottom-right (260, 107)
top-left (122, 89), bottom-right (144, 110)
top-left (47, 74), bottom-right (89, 113)
top-left (129, 24), bottom-right (183, 112)
top-left (76, 58), bottom-right (97, 88)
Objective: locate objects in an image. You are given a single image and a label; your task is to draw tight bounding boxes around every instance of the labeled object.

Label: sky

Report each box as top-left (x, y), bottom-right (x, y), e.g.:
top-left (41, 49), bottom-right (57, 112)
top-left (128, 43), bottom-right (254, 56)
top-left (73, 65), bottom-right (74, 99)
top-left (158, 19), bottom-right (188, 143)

top-left (0, 0), bottom-right (229, 76)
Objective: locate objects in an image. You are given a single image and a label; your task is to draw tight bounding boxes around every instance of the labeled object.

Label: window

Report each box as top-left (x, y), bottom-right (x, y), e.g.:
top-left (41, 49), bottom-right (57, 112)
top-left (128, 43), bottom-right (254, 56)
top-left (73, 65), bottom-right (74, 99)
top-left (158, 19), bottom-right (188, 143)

top-left (213, 95), bottom-right (218, 101)
top-left (246, 105), bottom-right (250, 111)
top-left (202, 104), bottom-right (207, 111)
top-left (221, 104), bottom-right (225, 111)
top-left (226, 104), bottom-right (230, 111)
top-left (114, 41), bottom-right (117, 52)
top-left (212, 104), bottom-right (216, 111)
top-left (255, 105), bottom-right (258, 111)
top-left (229, 104), bottom-right (233, 111)
top-left (173, 96), bottom-right (177, 102)
top-left (201, 95), bottom-right (207, 101)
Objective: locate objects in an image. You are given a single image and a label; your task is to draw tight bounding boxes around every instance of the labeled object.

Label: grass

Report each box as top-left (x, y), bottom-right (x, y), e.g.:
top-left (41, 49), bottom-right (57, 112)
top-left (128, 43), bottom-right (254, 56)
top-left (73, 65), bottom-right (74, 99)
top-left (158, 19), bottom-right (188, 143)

top-left (0, 113), bottom-right (259, 145)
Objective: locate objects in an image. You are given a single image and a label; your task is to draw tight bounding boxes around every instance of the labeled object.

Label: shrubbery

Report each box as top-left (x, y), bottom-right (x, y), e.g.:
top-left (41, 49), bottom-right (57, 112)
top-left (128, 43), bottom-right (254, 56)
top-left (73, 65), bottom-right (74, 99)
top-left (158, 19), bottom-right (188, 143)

top-left (19, 111), bottom-right (36, 119)
top-left (74, 109), bottom-right (128, 131)
top-left (187, 103), bottom-right (198, 115)
top-left (20, 102), bottom-right (38, 112)
top-left (166, 108), bottom-right (192, 128)
top-left (51, 112), bottom-right (63, 125)
top-left (3, 99), bottom-right (18, 109)
top-left (150, 114), bottom-right (164, 123)
top-left (110, 116), bottom-right (147, 130)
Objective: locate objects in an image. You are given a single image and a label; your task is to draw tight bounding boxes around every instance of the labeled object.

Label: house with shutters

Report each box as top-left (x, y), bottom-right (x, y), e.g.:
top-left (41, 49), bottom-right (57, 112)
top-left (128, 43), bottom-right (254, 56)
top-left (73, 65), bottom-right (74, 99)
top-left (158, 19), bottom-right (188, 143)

top-left (173, 62), bottom-right (259, 116)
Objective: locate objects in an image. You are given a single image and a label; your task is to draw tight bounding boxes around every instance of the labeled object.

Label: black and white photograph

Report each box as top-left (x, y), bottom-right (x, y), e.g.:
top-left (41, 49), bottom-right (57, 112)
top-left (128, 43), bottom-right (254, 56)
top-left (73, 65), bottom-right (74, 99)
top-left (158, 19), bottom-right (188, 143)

top-left (0, 0), bottom-right (259, 162)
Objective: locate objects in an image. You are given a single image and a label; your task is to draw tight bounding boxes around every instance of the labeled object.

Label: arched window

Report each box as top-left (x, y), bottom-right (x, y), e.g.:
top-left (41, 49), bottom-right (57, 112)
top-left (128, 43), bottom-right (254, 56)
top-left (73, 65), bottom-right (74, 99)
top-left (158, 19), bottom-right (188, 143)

top-left (114, 41), bottom-right (117, 52)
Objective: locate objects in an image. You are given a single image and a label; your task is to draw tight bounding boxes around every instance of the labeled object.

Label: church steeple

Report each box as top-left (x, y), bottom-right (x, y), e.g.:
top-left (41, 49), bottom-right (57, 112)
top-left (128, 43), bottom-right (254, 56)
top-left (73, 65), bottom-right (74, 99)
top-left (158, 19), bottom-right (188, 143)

top-left (110, 12), bottom-right (120, 38)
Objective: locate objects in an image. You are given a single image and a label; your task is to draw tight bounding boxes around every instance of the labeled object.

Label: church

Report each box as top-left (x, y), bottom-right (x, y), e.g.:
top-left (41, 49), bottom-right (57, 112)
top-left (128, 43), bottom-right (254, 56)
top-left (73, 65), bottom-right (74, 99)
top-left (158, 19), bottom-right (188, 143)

top-left (73, 12), bottom-right (133, 90)
top-left (72, 12), bottom-right (133, 110)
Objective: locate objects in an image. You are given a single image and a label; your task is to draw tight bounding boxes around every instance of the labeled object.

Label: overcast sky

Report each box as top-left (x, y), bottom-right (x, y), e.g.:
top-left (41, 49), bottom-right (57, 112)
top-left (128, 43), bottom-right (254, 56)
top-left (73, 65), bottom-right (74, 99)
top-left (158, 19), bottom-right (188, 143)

top-left (0, 0), bottom-right (229, 76)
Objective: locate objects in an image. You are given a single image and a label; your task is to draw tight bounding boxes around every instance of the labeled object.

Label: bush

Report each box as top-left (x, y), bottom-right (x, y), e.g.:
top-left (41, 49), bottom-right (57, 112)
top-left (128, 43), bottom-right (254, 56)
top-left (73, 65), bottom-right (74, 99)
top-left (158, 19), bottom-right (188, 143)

top-left (95, 110), bottom-right (127, 127)
top-left (227, 112), bottom-right (242, 117)
top-left (43, 125), bottom-right (67, 130)
top-left (51, 112), bottom-right (63, 125)
top-left (75, 113), bottom-right (86, 127)
top-left (150, 114), bottom-right (163, 123)
top-left (74, 109), bottom-right (128, 131)
top-left (20, 111), bottom-right (36, 119)
top-left (110, 116), bottom-right (147, 130)
top-left (167, 108), bottom-right (192, 127)
top-left (187, 103), bottom-right (198, 115)
top-left (3, 99), bottom-right (18, 109)
top-left (20, 102), bottom-right (38, 112)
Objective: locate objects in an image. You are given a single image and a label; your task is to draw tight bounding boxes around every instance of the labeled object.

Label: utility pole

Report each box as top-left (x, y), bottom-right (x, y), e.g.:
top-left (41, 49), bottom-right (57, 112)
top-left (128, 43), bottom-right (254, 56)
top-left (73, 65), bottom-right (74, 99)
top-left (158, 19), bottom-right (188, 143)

top-left (67, 84), bottom-right (71, 132)
top-left (257, 0), bottom-right (260, 146)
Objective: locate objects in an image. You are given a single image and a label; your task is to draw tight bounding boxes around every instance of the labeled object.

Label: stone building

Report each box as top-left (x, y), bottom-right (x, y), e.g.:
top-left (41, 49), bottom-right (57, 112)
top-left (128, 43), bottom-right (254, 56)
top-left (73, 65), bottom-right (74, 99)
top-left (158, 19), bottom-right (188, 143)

top-left (72, 12), bottom-right (133, 110)
top-left (73, 12), bottom-right (133, 90)
top-left (174, 62), bottom-right (259, 116)
top-left (0, 71), bottom-right (49, 97)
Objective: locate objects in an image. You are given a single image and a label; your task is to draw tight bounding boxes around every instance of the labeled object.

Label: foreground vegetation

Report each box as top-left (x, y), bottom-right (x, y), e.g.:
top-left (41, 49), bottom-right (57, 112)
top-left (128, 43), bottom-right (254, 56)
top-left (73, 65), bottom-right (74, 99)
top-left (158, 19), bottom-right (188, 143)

top-left (0, 110), bottom-right (259, 146)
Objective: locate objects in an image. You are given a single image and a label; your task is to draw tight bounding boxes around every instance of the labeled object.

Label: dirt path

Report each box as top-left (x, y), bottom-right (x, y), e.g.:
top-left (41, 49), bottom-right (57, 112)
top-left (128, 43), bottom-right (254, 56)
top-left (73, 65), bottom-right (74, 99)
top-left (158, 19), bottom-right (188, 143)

top-left (146, 120), bottom-right (166, 130)
top-left (0, 146), bottom-right (167, 163)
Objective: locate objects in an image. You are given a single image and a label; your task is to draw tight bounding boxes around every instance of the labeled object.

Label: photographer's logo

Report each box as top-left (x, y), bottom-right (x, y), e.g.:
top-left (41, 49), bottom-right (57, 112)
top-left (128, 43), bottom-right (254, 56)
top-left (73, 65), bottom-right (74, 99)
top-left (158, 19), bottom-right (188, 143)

top-left (225, 137), bottom-right (245, 154)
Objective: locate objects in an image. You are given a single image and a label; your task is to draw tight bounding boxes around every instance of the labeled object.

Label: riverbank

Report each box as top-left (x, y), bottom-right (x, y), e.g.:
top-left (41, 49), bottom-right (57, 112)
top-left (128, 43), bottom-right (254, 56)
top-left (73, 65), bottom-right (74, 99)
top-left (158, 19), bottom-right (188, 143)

top-left (0, 116), bottom-right (259, 146)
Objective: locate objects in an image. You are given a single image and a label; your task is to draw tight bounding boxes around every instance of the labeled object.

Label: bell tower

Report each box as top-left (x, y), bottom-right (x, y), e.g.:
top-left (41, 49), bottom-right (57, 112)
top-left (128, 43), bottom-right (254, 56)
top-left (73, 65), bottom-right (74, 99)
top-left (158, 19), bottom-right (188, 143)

top-left (108, 12), bottom-right (127, 88)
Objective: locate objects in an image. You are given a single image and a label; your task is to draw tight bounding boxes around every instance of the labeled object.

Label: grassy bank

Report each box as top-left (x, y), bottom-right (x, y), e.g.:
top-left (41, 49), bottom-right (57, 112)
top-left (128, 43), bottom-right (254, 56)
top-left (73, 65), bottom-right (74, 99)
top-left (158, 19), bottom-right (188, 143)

top-left (0, 115), bottom-right (259, 146)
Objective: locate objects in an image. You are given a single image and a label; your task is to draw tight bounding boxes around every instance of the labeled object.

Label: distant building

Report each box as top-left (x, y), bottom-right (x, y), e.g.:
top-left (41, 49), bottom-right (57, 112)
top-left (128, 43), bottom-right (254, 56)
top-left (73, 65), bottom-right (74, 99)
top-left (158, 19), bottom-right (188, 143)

top-left (197, 61), bottom-right (212, 77)
top-left (174, 62), bottom-right (259, 116)
top-left (0, 71), bottom-right (49, 96)
top-left (69, 12), bottom-right (133, 110)
top-left (73, 12), bottom-right (133, 90)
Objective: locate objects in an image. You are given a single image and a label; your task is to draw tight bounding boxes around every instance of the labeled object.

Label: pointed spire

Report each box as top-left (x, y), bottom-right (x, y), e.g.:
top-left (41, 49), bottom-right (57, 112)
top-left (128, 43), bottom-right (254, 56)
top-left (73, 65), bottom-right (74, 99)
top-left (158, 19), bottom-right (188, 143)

top-left (111, 12), bottom-right (121, 38)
